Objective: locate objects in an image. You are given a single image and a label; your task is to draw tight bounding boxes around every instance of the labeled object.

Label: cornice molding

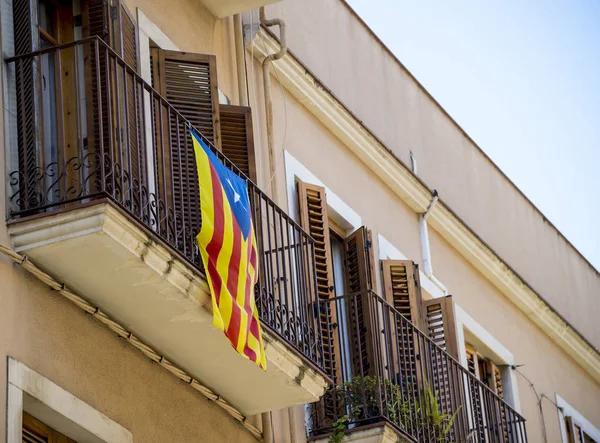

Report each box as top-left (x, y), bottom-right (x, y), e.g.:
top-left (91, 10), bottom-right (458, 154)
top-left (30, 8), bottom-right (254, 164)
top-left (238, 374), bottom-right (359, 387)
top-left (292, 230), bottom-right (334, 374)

top-left (252, 29), bottom-right (600, 384)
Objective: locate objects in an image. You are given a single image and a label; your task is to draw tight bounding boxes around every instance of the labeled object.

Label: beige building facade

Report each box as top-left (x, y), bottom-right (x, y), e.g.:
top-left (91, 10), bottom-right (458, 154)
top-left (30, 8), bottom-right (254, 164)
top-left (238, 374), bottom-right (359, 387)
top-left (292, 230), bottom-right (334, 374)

top-left (0, 0), bottom-right (598, 443)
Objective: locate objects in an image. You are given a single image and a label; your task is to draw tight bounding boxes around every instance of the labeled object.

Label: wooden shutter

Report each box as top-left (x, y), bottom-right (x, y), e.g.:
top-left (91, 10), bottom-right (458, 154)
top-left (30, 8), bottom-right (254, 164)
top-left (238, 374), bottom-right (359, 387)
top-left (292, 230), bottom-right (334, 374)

top-left (381, 260), bottom-right (425, 330)
top-left (13, 0), bottom-right (40, 209)
top-left (82, 0), bottom-right (113, 194)
top-left (296, 181), bottom-right (338, 380)
top-left (220, 104), bottom-right (256, 182)
top-left (381, 259), bottom-right (424, 386)
top-left (114, 2), bottom-right (145, 208)
top-left (465, 344), bottom-right (486, 441)
top-left (423, 295), bottom-right (458, 359)
top-left (153, 50), bottom-right (221, 147)
top-left (422, 296), bottom-right (458, 418)
top-left (23, 412), bottom-right (77, 443)
top-left (344, 227), bottom-right (377, 376)
top-left (152, 49), bottom-right (221, 239)
top-left (566, 417), bottom-right (598, 443)
top-left (486, 360), bottom-right (504, 399)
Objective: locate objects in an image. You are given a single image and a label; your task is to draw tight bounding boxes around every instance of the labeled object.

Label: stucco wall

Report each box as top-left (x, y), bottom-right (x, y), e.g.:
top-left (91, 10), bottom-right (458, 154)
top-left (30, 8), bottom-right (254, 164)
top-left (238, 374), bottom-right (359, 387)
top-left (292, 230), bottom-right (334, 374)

top-left (122, 0), bottom-right (240, 104)
top-left (0, 263), bottom-right (261, 442)
top-left (264, 0), bottom-right (600, 350)
top-left (0, 4), bottom-right (260, 441)
top-left (247, 63), bottom-right (600, 440)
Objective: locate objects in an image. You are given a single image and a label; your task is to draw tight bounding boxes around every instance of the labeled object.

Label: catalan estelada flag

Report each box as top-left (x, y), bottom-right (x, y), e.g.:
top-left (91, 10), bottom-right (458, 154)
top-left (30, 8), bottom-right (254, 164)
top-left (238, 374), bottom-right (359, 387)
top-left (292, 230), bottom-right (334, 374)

top-left (191, 129), bottom-right (267, 370)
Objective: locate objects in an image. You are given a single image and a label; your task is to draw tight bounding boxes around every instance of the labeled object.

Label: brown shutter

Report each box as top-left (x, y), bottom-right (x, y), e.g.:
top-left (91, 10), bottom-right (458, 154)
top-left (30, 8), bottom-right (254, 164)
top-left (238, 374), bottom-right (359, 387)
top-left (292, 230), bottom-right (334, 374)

top-left (296, 181), bottom-right (338, 382)
top-left (152, 49), bottom-right (221, 239)
top-left (486, 360), bottom-right (503, 399)
top-left (381, 259), bottom-right (425, 387)
top-left (23, 412), bottom-right (77, 443)
top-left (381, 260), bottom-right (425, 330)
top-left (465, 344), bottom-right (486, 441)
top-left (153, 50), bottom-right (221, 147)
top-left (423, 296), bottom-right (458, 417)
top-left (220, 104), bottom-right (256, 182)
top-left (423, 295), bottom-right (459, 359)
top-left (114, 2), bottom-right (145, 209)
top-left (82, 0), bottom-right (113, 194)
top-left (13, 0), bottom-right (40, 209)
top-left (344, 226), bottom-right (377, 376)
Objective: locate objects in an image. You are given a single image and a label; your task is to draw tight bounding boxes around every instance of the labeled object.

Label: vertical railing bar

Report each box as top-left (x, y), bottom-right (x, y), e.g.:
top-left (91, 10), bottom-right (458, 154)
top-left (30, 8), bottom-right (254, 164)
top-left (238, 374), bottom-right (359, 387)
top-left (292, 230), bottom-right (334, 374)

top-left (74, 42), bottom-right (85, 194)
top-left (174, 114), bottom-right (183, 252)
top-left (158, 100), bottom-right (168, 238)
top-left (122, 63), bottom-right (133, 209)
top-left (149, 95), bottom-right (159, 229)
top-left (165, 106), bottom-right (174, 244)
top-left (104, 48), bottom-right (115, 197)
top-left (112, 53), bottom-right (124, 203)
top-left (283, 218), bottom-right (297, 347)
top-left (55, 47), bottom-right (66, 203)
top-left (274, 205), bottom-right (289, 338)
top-left (132, 75), bottom-right (142, 217)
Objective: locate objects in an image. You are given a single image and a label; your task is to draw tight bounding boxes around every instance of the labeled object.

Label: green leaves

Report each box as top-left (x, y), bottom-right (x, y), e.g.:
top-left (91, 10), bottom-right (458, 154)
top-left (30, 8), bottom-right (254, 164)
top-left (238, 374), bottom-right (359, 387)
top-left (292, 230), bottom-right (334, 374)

top-left (330, 376), bottom-right (460, 442)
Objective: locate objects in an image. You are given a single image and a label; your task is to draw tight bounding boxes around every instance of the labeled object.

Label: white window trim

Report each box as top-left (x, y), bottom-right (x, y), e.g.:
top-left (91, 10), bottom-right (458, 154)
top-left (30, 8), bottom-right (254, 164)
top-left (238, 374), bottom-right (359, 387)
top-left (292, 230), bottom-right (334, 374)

top-left (455, 306), bottom-right (521, 413)
top-left (556, 394), bottom-right (600, 442)
top-left (378, 233), bottom-right (522, 412)
top-left (284, 151), bottom-right (361, 231)
top-left (6, 358), bottom-right (133, 443)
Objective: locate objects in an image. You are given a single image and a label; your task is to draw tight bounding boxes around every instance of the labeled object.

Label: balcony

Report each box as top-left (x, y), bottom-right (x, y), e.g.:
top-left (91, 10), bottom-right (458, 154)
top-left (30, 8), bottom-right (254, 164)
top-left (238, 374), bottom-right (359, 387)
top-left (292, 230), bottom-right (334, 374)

top-left (309, 291), bottom-right (528, 442)
top-left (4, 37), bottom-right (329, 414)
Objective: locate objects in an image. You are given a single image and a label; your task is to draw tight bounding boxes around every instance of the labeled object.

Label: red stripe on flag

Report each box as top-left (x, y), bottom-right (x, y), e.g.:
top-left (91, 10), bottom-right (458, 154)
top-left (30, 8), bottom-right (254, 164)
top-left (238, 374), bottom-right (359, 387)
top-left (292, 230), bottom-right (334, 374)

top-left (225, 220), bottom-right (242, 345)
top-left (205, 164), bottom-right (226, 304)
top-left (243, 239), bottom-right (260, 361)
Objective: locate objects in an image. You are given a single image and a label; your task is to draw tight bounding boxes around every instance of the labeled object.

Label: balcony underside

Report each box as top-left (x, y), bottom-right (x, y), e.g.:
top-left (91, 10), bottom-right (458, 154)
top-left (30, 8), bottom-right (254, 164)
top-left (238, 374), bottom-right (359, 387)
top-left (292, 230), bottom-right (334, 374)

top-left (8, 201), bottom-right (328, 415)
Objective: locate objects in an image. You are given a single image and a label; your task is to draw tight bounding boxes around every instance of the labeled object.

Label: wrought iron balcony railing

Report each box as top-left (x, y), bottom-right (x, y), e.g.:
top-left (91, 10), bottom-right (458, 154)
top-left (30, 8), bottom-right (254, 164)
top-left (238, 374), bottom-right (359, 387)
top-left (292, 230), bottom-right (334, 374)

top-left (5, 37), bottom-right (326, 374)
top-left (310, 291), bottom-right (528, 442)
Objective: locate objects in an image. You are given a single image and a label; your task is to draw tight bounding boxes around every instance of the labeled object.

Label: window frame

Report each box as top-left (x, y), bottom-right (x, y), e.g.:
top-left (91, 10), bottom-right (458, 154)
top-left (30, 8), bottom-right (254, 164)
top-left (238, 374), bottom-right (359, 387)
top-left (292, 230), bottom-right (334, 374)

top-left (6, 358), bottom-right (133, 443)
top-left (557, 394), bottom-right (600, 443)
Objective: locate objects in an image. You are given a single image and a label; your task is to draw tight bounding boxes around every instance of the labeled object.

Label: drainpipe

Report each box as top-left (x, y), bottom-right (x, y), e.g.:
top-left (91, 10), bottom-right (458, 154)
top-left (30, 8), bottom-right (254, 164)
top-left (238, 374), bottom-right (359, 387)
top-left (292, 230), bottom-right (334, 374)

top-left (234, 14), bottom-right (249, 107)
top-left (259, 6), bottom-right (287, 202)
top-left (420, 190), bottom-right (439, 277)
top-left (420, 190), bottom-right (448, 294)
top-left (288, 406), bottom-right (300, 443)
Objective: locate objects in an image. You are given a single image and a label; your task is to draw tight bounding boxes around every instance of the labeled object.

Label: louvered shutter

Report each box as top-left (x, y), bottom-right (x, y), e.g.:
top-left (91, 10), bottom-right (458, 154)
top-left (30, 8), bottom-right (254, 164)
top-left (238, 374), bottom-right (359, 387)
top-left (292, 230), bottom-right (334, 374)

top-left (381, 260), bottom-right (425, 330)
top-left (13, 0), bottom-right (40, 210)
top-left (423, 295), bottom-right (458, 359)
top-left (152, 50), bottom-right (221, 242)
top-left (565, 417), bottom-right (597, 443)
top-left (297, 181), bottom-right (340, 424)
top-left (297, 181), bottom-right (338, 381)
top-left (381, 260), bottom-right (425, 386)
top-left (344, 227), bottom-right (377, 377)
top-left (82, 0), bottom-right (114, 194)
top-left (114, 2), bottom-right (145, 210)
top-left (220, 104), bottom-right (256, 182)
top-left (465, 344), bottom-right (486, 441)
top-left (486, 360), bottom-right (503, 399)
top-left (23, 412), bottom-right (77, 443)
top-left (423, 295), bottom-right (458, 419)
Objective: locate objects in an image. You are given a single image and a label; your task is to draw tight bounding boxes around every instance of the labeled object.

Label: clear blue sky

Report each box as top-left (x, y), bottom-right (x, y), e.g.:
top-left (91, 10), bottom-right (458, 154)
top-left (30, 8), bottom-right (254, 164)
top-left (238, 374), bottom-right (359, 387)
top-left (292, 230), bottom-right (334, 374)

top-left (345, 0), bottom-right (600, 271)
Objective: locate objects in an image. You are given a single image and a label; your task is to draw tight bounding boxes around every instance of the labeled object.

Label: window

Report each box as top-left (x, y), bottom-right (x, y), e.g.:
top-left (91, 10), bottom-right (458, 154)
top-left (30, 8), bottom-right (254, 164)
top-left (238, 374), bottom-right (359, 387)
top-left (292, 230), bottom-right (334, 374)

top-left (565, 416), bottom-right (598, 443)
top-left (465, 343), bottom-right (505, 399)
top-left (6, 358), bottom-right (132, 443)
top-left (557, 395), bottom-right (600, 443)
top-left (23, 413), bottom-right (77, 443)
